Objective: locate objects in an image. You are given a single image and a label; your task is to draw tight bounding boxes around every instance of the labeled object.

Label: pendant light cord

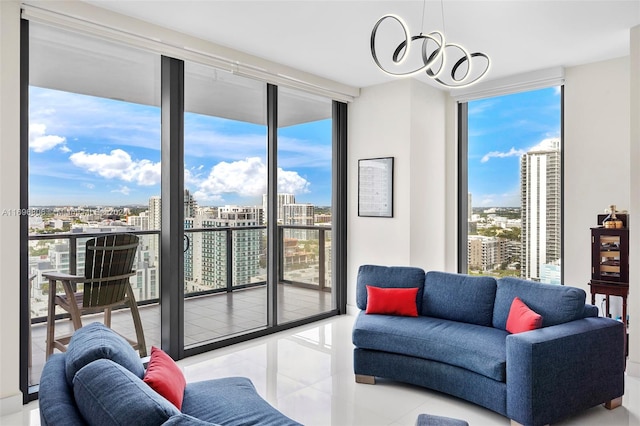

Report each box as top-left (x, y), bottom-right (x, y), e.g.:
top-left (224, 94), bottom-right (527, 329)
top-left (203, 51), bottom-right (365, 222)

top-left (420, 0), bottom-right (426, 34)
top-left (440, 0), bottom-right (447, 34)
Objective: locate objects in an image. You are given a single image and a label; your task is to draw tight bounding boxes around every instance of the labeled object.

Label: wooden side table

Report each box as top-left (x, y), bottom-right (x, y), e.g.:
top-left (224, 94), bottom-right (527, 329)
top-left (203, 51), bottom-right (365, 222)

top-left (588, 280), bottom-right (629, 355)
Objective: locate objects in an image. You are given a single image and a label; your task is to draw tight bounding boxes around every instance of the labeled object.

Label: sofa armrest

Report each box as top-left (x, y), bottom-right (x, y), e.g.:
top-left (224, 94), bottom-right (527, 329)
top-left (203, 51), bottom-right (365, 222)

top-left (506, 317), bottom-right (625, 426)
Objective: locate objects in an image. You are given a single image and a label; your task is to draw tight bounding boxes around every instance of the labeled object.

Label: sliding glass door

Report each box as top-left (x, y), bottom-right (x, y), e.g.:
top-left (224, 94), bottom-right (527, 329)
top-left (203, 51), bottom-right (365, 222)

top-left (26, 21), bottom-right (161, 388)
top-left (22, 18), bottom-right (346, 401)
top-left (183, 62), bottom-right (268, 346)
top-left (277, 88), bottom-right (335, 323)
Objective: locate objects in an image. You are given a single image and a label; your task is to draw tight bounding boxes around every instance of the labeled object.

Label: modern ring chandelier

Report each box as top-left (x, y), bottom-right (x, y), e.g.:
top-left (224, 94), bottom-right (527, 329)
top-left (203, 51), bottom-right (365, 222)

top-left (370, 0), bottom-right (490, 88)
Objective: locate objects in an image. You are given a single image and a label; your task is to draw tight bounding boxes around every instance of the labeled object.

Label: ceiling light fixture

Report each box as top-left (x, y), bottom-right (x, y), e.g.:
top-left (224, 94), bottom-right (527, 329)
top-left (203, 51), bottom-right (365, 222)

top-left (370, 0), bottom-right (490, 88)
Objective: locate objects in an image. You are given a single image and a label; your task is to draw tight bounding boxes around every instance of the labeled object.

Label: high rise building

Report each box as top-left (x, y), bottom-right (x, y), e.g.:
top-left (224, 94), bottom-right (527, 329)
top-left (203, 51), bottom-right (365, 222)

top-left (262, 193), bottom-right (295, 224)
top-left (184, 189), bottom-right (197, 219)
top-left (127, 212), bottom-right (149, 230)
top-left (283, 203), bottom-right (314, 240)
top-left (148, 196), bottom-right (161, 230)
top-left (148, 196), bottom-right (162, 267)
top-left (520, 139), bottom-right (561, 283)
top-left (185, 205), bottom-right (262, 291)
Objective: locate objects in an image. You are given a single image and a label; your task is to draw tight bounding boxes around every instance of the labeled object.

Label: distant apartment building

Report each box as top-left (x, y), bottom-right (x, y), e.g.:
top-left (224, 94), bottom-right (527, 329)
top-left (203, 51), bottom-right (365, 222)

top-left (185, 205), bottom-right (262, 291)
top-left (262, 193), bottom-right (295, 224)
top-left (283, 203), bottom-right (314, 240)
top-left (127, 211), bottom-right (149, 230)
top-left (149, 196), bottom-right (161, 230)
top-left (315, 213), bottom-right (332, 224)
top-left (468, 235), bottom-right (507, 272)
top-left (520, 139), bottom-right (561, 283)
top-left (184, 189), bottom-right (198, 219)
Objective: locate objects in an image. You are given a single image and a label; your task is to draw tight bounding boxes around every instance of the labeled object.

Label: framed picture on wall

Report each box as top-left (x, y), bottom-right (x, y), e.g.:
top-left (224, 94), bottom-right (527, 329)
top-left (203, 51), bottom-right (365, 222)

top-left (358, 157), bottom-right (394, 217)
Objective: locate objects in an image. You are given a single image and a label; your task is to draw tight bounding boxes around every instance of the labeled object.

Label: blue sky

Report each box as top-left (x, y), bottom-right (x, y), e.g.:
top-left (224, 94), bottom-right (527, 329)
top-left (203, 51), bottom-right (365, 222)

top-left (468, 86), bottom-right (561, 207)
top-left (30, 85), bottom-right (559, 209)
top-left (29, 86), bottom-right (332, 207)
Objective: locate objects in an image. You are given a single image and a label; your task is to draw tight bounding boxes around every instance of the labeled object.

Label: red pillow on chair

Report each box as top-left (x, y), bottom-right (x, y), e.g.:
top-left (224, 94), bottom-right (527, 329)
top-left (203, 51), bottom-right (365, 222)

top-left (365, 285), bottom-right (419, 317)
top-left (506, 297), bottom-right (543, 334)
top-left (143, 346), bottom-right (186, 409)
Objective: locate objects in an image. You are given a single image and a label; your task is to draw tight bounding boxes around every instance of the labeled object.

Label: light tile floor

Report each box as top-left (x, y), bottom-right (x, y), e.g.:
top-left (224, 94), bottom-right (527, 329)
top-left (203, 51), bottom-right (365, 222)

top-left (8, 314), bottom-right (640, 426)
top-left (28, 284), bottom-right (333, 386)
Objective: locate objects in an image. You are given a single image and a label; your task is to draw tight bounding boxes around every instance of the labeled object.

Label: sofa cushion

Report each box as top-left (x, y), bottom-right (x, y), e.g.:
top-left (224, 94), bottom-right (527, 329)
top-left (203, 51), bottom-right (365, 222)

top-left (73, 358), bottom-right (180, 426)
top-left (162, 414), bottom-right (221, 425)
top-left (144, 346), bottom-right (187, 409)
top-left (182, 377), bottom-right (301, 425)
top-left (493, 277), bottom-right (587, 330)
top-left (65, 322), bottom-right (144, 385)
top-left (39, 354), bottom-right (85, 426)
top-left (356, 265), bottom-right (426, 312)
top-left (365, 285), bottom-right (419, 316)
top-left (421, 272), bottom-right (497, 327)
top-left (506, 297), bottom-right (543, 334)
top-left (352, 312), bottom-right (508, 381)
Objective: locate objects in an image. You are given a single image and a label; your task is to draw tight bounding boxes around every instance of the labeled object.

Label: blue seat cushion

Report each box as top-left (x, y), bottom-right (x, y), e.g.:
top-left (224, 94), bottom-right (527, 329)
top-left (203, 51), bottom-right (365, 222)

top-left (39, 354), bottom-right (86, 426)
top-left (352, 312), bottom-right (508, 381)
top-left (181, 377), bottom-right (301, 426)
top-left (65, 322), bottom-right (144, 385)
top-left (421, 272), bottom-right (497, 327)
top-left (493, 278), bottom-right (587, 330)
top-left (356, 265), bottom-right (426, 312)
top-left (73, 359), bottom-right (180, 426)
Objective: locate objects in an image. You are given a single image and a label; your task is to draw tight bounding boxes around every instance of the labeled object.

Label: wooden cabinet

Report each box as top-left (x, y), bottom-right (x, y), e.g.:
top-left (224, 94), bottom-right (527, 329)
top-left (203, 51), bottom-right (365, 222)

top-left (589, 226), bottom-right (629, 356)
top-left (591, 227), bottom-right (629, 283)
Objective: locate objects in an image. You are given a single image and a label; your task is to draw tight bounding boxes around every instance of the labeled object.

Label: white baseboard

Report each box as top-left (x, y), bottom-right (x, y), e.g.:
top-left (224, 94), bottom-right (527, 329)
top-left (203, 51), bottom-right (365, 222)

top-left (627, 360), bottom-right (640, 378)
top-left (0, 393), bottom-right (22, 418)
top-left (346, 304), bottom-right (359, 316)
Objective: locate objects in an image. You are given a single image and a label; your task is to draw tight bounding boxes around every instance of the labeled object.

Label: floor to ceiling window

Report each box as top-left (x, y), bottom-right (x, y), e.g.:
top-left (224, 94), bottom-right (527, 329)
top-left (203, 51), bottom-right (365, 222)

top-left (277, 87), bottom-right (335, 323)
top-left (21, 17), bottom-right (347, 400)
top-left (25, 21), bottom-right (162, 391)
top-left (183, 61), bottom-right (268, 346)
top-left (459, 87), bottom-right (563, 283)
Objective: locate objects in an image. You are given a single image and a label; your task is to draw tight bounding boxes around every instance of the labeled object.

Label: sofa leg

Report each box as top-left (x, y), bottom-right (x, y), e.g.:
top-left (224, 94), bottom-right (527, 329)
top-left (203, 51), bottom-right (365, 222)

top-left (355, 374), bottom-right (375, 384)
top-left (510, 421), bottom-right (549, 426)
top-left (604, 396), bottom-right (623, 409)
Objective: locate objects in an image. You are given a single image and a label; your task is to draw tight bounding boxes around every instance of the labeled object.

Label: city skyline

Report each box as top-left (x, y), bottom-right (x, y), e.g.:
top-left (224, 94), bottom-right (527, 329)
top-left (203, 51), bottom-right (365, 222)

top-left (468, 86), bottom-right (561, 208)
top-left (29, 86), bottom-right (332, 207)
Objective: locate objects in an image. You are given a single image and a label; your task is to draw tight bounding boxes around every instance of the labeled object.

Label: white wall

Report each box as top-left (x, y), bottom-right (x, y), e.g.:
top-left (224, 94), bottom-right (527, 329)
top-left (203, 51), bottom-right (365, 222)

top-left (0, 0), bottom-right (23, 414)
top-left (563, 57), bottom-right (630, 308)
top-left (347, 79), bottom-right (447, 310)
top-left (628, 25), bottom-right (640, 377)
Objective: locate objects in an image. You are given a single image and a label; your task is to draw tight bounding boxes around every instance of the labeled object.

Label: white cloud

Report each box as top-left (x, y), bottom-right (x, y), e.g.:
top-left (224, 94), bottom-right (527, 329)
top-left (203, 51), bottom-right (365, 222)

top-left (111, 186), bottom-right (131, 195)
top-left (29, 123), bottom-right (66, 153)
top-left (69, 149), bottom-right (160, 186)
top-left (528, 138), bottom-right (560, 153)
top-left (481, 147), bottom-right (526, 163)
top-left (193, 157), bottom-right (309, 200)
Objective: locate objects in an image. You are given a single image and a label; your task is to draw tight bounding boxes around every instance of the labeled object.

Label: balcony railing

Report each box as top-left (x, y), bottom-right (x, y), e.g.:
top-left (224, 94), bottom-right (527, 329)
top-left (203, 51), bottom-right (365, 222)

top-left (27, 225), bottom-right (332, 322)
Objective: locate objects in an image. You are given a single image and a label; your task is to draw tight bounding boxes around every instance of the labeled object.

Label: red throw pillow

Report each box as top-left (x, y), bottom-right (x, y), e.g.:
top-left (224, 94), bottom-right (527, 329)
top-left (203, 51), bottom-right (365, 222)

top-left (365, 285), bottom-right (419, 317)
top-left (143, 346), bottom-right (186, 409)
top-left (506, 297), bottom-right (543, 334)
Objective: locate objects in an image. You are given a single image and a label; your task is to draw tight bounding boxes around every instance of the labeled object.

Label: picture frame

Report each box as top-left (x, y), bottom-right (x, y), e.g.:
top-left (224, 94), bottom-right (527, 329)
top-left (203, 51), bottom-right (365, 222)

top-left (358, 157), bottom-right (394, 217)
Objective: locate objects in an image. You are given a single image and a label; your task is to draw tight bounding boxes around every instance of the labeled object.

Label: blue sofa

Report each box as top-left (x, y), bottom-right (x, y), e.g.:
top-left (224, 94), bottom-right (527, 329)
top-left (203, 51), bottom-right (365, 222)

top-left (39, 322), bottom-right (301, 426)
top-left (352, 265), bottom-right (626, 426)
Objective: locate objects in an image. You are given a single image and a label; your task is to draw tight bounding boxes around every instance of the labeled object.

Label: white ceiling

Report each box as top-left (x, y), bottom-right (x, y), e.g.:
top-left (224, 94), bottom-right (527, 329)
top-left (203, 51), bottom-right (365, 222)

top-left (82, 0), bottom-right (640, 90)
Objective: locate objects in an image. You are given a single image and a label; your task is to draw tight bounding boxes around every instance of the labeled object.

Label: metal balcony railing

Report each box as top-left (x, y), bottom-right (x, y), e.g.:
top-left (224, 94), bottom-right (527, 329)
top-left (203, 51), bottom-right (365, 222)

top-left (27, 225), bottom-right (332, 322)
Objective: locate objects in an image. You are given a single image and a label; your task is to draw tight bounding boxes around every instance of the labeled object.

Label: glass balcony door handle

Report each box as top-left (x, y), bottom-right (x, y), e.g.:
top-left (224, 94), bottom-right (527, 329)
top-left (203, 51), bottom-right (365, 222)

top-left (184, 234), bottom-right (190, 253)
